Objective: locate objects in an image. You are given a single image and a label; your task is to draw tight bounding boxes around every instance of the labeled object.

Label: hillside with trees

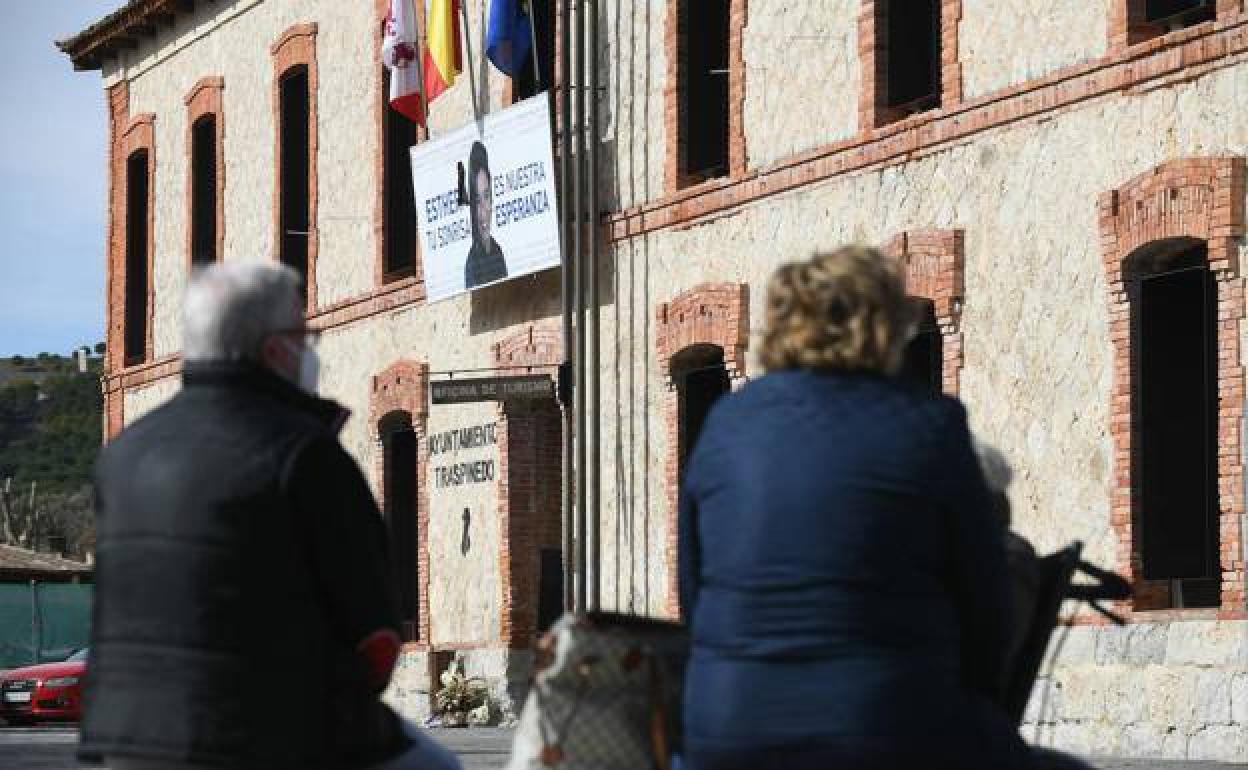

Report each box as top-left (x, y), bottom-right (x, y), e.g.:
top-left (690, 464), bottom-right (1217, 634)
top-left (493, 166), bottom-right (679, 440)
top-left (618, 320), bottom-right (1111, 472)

top-left (0, 349), bottom-right (103, 558)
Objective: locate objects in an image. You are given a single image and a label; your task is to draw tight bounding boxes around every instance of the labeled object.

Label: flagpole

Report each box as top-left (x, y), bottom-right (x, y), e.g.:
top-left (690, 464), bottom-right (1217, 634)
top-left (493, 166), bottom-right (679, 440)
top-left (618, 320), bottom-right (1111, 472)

top-left (459, 0), bottom-right (482, 122)
top-left (527, 0), bottom-right (542, 91)
top-left (414, 0), bottom-right (430, 135)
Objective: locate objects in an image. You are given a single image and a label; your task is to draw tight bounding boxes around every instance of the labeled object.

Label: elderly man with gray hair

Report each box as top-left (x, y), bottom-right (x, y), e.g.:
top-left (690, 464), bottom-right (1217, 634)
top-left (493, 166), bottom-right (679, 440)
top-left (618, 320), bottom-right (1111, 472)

top-left (82, 264), bottom-right (459, 770)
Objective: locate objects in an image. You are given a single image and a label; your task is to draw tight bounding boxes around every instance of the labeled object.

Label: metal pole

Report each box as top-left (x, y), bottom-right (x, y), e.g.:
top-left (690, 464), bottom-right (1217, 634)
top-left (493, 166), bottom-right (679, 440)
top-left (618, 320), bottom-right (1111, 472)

top-left (558, 0), bottom-right (574, 615)
top-left (573, 0), bottom-right (588, 614)
top-left (459, 0), bottom-right (481, 122)
top-left (586, 0), bottom-right (600, 613)
top-left (414, 0), bottom-right (430, 134)
top-left (30, 580), bottom-right (38, 664)
top-left (528, 0), bottom-right (543, 91)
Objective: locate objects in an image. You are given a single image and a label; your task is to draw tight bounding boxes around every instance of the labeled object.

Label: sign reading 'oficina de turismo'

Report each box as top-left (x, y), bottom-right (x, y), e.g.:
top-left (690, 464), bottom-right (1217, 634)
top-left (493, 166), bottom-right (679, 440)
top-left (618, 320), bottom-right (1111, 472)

top-left (410, 93), bottom-right (562, 302)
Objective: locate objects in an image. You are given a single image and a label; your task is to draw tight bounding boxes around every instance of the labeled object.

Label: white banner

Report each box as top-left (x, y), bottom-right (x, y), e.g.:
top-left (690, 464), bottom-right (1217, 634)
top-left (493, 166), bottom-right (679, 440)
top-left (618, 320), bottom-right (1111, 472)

top-left (411, 95), bottom-right (561, 302)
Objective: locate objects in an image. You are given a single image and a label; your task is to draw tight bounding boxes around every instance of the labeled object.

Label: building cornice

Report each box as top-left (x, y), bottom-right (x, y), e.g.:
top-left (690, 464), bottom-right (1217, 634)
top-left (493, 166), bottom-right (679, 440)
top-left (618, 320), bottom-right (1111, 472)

top-left (56, 0), bottom-right (198, 72)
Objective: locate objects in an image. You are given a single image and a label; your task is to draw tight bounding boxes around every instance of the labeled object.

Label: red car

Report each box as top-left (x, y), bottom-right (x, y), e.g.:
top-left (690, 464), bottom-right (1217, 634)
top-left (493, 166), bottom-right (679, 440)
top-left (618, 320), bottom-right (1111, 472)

top-left (0, 648), bottom-right (87, 726)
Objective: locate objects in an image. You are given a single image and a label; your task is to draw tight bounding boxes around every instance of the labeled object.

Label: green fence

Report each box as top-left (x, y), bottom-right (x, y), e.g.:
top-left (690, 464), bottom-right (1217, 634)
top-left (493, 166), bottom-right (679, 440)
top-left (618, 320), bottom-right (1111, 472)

top-left (0, 582), bottom-right (92, 669)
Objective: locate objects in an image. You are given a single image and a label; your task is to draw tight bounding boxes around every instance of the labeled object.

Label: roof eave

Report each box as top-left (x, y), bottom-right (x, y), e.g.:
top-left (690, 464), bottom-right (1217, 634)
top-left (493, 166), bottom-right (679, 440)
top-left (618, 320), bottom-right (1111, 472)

top-left (56, 0), bottom-right (196, 73)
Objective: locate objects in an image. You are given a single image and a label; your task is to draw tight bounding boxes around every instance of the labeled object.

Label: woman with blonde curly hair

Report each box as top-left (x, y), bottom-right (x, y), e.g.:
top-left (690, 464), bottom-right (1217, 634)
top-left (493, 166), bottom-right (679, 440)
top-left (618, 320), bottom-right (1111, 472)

top-left (677, 246), bottom-right (1031, 769)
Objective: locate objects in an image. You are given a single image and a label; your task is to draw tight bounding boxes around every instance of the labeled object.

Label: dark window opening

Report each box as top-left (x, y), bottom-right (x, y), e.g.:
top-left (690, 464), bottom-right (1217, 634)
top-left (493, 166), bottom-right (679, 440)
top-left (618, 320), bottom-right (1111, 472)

top-left (124, 149), bottom-right (150, 366)
top-left (1145, 0), bottom-right (1215, 31)
top-left (900, 298), bottom-right (942, 394)
top-left (382, 70), bottom-right (418, 281)
top-left (383, 420), bottom-right (421, 640)
top-left (190, 115), bottom-right (218, 267)
top-left (1130, 241), bottom-right (1219, 608)
top-left (675, 345), bottom-right (731, 474)
top-left (537, 547), bottom-right (563, 633)
top-left (279, 66), bottom-right (310, 303)
top-left (513, 0), bottom-right (555, 102)
top-left (884, 0), bottom-right (942, 114)
top-left (681, 0), bottom-right (730, 181)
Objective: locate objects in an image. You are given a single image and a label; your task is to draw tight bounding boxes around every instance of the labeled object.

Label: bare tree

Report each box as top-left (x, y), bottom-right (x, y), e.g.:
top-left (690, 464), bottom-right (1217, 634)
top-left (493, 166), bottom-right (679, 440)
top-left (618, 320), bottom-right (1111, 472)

top-left (0, 477), bottom-right (38, 548)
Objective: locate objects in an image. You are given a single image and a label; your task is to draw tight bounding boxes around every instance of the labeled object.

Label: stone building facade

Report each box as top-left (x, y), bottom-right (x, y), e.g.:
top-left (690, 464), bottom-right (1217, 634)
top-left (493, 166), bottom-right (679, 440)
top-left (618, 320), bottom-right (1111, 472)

top-left (61, 0), bottom-right (1248, 758)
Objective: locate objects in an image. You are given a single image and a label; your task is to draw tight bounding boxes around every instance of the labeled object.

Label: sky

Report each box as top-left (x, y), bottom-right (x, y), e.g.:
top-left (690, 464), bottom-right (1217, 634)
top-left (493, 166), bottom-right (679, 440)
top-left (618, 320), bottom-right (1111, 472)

top-left (0, 1), bottom-right (126, 357)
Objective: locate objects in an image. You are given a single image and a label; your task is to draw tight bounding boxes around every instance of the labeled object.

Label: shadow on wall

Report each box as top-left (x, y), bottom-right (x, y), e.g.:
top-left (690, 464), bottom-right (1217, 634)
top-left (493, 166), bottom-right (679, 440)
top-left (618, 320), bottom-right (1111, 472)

top-left (468, 266), bottom-right (562, 335)
top-left (605, 0), bottom-right (655, 615)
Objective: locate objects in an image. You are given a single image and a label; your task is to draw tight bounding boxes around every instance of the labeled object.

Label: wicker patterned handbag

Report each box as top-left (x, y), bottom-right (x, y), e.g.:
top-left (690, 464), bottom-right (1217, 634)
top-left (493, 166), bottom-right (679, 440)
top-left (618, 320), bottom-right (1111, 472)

top-left (506, 612), bottom-right (687, 770)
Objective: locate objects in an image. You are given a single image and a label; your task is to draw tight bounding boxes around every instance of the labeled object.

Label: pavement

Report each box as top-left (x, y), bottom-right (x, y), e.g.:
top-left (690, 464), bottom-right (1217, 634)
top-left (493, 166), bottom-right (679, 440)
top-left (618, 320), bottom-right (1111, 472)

top-left (1, 726), bottom-right (1246, 769)
top-left (0, 726), bottom-right (511, 769)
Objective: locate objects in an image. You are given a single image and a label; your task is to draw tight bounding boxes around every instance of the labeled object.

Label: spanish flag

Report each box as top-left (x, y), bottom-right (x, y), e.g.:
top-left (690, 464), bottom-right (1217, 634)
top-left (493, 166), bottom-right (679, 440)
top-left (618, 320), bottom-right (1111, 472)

top-left (424, 0), bottom-right (462, 105)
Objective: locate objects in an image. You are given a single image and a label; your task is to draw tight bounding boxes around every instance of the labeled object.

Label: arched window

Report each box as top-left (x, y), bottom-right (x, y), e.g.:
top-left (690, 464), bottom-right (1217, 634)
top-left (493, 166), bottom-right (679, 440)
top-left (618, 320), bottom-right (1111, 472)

top-left (190, 115), bottom-right (218, 266)
top-left (673, 344), bottom-right (731, 474)
top-left (1127, 238), bottom-right (1220, 607)
top-left (900, 298), bottom-right (942, 393)
top-left (278, 65), bottom-right (311, 299)
top-left (380, 411), bottom-right (421, 639)
top-left (124, 148), bottom-right (150, 366)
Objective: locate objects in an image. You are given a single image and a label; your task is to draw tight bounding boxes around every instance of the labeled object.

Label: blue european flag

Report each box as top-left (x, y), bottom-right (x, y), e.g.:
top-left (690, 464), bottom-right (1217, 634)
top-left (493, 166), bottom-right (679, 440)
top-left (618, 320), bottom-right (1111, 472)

top-left (485, 0), bottom-right (533, 78)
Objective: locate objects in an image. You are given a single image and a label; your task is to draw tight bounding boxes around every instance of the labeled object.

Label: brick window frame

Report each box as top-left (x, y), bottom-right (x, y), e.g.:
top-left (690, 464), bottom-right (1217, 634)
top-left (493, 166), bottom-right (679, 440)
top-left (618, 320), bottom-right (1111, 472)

top-left (1109, 0), bottom-right (1243, 51)
top-left (118, 110), bottom-right (156, 369)
top-left (369, 360), bottom-right (432, 645)
top-left (374, 0), bottom-right (426, 289)
top-left (271, 23), bottom-right (319, 313)
top-left (656, 283), bottom-right (749, 617)
top-left (859, 0), bottom-right (963, 132)
top-left (881, 229), bottom-right (966, 395)
top-left (1099, 157), bottom-right (1247, 616)
top-left (106, 81), bottom-right (130, 378)
top-left (663, 0), bottom-right (748, 193)
top-left (493, 323), bottom-right (564, 647)
top-left (184, 76), bottom-right (225, 269)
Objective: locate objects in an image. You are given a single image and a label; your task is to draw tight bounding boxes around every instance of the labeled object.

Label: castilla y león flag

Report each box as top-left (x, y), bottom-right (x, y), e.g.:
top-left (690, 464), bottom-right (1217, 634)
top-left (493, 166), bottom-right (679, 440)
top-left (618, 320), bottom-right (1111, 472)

top-left (424, 0), bottom-right (463, 105)
top-left (382, 0), bottom-right (425, 125)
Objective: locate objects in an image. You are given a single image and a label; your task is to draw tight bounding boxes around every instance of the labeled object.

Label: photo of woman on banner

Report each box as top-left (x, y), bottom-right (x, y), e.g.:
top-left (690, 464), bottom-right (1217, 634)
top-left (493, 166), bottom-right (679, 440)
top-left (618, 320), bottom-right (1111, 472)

top-left (464, 141), bottom-right (508, 287)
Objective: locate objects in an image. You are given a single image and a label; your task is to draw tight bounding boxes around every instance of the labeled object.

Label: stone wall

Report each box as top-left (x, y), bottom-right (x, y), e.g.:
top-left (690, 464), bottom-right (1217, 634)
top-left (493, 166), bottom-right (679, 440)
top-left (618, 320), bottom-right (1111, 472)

top-left (426, 403), bottom-right (504, 646)
top-left (740, 0), bottom-right (860, 169)
top-left (959, 0), bottom-right (1111, 100)
top-left (1024, 619), bottom-right (1248, 761)
top-left (122, 377), bottom-right (179, 426)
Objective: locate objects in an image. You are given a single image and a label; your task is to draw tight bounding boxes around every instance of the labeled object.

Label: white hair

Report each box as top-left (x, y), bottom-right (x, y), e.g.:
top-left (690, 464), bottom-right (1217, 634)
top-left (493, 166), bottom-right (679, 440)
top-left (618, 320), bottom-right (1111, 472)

top-left (183, 263), bottom-right (304, 362)
top-left (972, 438), bottom-right (1014, 495)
